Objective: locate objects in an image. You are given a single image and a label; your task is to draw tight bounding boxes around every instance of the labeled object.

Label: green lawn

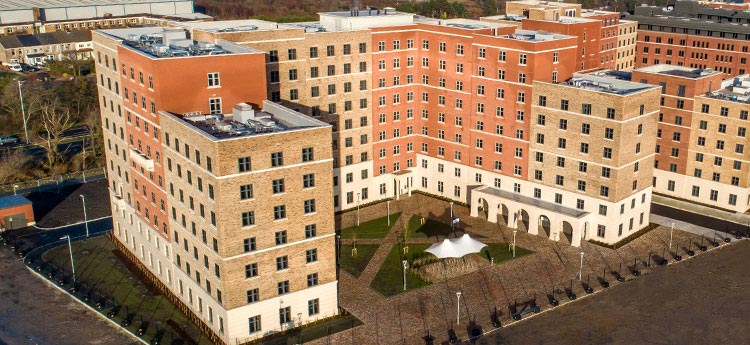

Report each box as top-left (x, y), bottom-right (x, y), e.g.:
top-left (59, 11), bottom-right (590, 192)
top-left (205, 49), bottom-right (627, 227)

top-left (339, 244), bottom-right (379, 278)
top-left (339, 212), bottom-right (401, 239)
top-left (405, 215), bottom-right (461, 240)
top-left (479, 242), bottom-right (533, 263)
top-left (42, 236), bottom-right (208, 344)
top-left (370, 243), bottom-right (431, 297)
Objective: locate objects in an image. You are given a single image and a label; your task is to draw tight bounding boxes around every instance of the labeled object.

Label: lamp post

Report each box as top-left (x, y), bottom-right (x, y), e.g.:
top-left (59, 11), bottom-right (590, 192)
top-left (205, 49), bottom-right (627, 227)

top-left (450, 202), bottom-right (454, 231)
top-left (402, 260), bottom-right (408, 291)
top-left (13, 184), bottom-right (18, 195)
top-left (578, 252), bottom-right (584, 281)
top-left (512, 229), bottom-right (518, 258)
top-left (356, 193), bottom-right (361, 227)
top-left (456, 291), bottom-right (462, 325)
top-left (61, 235), bottom-right (76, 282)
top-left (80, 194), bottom-right (89, 237)
top-left (669, 223), bottom-right (674, 251)
top-left (17, 80), bottom-right (29, 143)
top-left (387, 200), bottom-right (391, 226)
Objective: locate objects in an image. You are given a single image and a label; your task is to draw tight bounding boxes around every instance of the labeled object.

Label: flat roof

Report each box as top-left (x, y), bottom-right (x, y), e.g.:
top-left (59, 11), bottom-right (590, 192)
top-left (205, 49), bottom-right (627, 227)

top-left (476, 186), bottom-right (588, 218)
top-left (417, 17), bottom-right (514, 29)
top-left (561, 73), bottom-right (659, 95)
top-left (164, 101), bottom-right (329, 141)
top-left (0, 0), bottom-right (190, 10)
top-left (705, 75), bottom-right (750, 104)
top-left (502, 29), bottom-right (573, 42)
top-left (636, 65), bottom-right (722, 79)
top-left (320, 8), bottom-right (404, 18)
top-left (99, 27), bottom-right (261, 58)
top-left (0, 195), bottom-right (31, 209)
top-left (506, 0), bottom-right (580, 8)
top-left (176, 19), bottom-right (296, 32)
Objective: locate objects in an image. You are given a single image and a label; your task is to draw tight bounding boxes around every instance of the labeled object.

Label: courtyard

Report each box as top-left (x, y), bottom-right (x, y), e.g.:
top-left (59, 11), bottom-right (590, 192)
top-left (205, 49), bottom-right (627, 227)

top-left (326, 193), bottom-right (747, 345)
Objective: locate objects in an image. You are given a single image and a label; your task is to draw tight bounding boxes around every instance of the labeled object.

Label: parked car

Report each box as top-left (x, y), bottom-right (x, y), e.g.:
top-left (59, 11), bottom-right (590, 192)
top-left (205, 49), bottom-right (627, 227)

top-left (0, 136), bottom-right (18, 145)
top-left (2, 62), bottom-right (22, 72)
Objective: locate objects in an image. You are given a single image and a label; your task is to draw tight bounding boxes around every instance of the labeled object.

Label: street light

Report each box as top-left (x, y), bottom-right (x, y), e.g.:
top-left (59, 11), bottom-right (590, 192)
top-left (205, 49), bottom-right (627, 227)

top-left (17, 80), bottom-right (29, 143)
top-left (387, 200), bottom-right (391, 226)
top-left (80, 194), bottom-right (89, 237)
top-left (402, 260), bottom-right (408, 291)
top-left (456, 291), bottom-right (462, 325)
top-left (450, 202), bottom-right (454, 231)
top-left (512, 229), bottom-right (518, 258)
top-left (669, 223), bottom-right (674, 251)
top-left (13, 184), bottom-right (18, 195)
top-left (578, 252), bottom-right (584, 281)
top-left (356, 193), bottom-right (361, 227)
top-left (61, 235), bottom-right (76, 282)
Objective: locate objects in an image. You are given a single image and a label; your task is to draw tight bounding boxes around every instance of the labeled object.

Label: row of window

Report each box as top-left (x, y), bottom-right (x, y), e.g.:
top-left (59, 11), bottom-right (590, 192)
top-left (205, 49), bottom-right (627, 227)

top-left (269, 43), bottom-right (367, 62)
top-left (247, 297), bottom-right (320, 334)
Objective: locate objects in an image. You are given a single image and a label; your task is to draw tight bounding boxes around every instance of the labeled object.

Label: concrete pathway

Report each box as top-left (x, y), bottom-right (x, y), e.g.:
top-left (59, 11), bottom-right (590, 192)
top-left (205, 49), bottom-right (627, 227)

top-left (651, 214), bottom-right (733, 241)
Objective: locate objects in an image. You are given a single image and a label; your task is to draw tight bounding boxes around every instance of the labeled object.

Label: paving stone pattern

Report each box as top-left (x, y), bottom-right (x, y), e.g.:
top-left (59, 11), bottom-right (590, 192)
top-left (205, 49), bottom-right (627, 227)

top-left (317, 194), bottom-right (744, 345)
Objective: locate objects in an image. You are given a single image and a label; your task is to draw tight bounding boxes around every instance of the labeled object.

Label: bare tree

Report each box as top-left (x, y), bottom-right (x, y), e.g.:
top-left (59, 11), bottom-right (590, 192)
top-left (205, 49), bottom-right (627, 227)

top-left (35, 100), bottom-right (75, 172)
top-left (0, 152), bottom-right (31, 185)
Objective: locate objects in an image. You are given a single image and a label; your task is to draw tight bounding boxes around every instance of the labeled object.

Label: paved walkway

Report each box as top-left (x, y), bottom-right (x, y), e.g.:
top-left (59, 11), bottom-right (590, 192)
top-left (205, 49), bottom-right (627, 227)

top-left (651, 214), bottom-right (733, 240)
top-left (321, 193), bottom-right (745, 345)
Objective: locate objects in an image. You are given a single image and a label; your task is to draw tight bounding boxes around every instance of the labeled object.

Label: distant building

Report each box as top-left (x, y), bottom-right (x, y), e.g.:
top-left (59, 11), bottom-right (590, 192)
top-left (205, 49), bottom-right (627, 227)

top-left (481, 0), bottom-right (637, 71)
top-left (0, 195), bottom-right (35, 230)
top-left (0, 30), bottom-right (93, 65)
top-left (0, 0), bottom-right (210, 36)
top-left (629, 0), bottom-right (750, 77)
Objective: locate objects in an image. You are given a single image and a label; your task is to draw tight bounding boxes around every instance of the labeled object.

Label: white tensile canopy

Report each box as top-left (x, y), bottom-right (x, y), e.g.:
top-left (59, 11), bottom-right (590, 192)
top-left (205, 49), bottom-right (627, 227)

top-left (425, 234), bottom-right (487, 259)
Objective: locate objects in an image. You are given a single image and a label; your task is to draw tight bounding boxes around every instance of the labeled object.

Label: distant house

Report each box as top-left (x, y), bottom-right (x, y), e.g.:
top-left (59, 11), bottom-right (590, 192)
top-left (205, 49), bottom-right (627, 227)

top-left (0, 30), bottom-right (93, 65)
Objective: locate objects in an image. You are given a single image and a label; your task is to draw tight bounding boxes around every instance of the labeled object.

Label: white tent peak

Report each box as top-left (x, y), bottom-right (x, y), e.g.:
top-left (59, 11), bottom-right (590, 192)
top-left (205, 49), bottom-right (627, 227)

top-left (425, 234), bottom-right (487, 259)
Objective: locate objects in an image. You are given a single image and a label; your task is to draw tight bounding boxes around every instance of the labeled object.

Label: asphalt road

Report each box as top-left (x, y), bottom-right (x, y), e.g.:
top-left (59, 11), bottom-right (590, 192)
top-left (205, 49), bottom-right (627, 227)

top-left (651, 203), bottom-right (750, 235)
top-left (0, 247), bottom-right (139, 345)
top-left (487, 240), bottom-right (750, 344)
top-left (0, 126), bottom-right (90, 159)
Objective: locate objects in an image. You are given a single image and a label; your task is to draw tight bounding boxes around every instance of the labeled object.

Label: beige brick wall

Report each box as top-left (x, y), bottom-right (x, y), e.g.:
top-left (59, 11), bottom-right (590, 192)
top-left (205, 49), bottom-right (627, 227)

top-left (159, 111), bottom-right (337, 311)
top-left (529, 81), bottom-right (660, 202)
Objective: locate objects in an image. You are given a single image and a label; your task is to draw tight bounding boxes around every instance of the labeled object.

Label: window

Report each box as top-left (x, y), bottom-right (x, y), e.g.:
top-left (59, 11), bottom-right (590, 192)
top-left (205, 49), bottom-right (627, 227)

top-left (241, 211), bottom-right (255, 227)
top-left (306, 249), bottom-right (318, 263)
top-left (246, 289), bottom-right (259, 304)
top-left (302, 147), bottom-right (314, 162)
top-left (519, 54), bottom-right (527, 65)
top-left (244, 263), bottom-right (258, 278)
top-left (207, 72), bottom-right (220, 87)
top-left (276, 255), bottom-right (289, 270)
top-left (238, 157), bottom-right (251, 172)
top-left (240, 184), bottom-right (253, 200)
top-left (248, 315), bottom-right (261, 333)
top-left (308, 298), bottom-right (320, 316)
top-left (272, 179), bottom-right (285, 194)
top-left (304, 199), bottom-right (316, 214)
top-left (271, 152), bottom-right (283, 167)
top-left (279, 306), bottom-right (291, 325)
top-left (243, 238), bottom-right (256, 252)
top-left (273, 205), bottom-right (286, 220)
top-left (209, 98), bottom-right (222, 114)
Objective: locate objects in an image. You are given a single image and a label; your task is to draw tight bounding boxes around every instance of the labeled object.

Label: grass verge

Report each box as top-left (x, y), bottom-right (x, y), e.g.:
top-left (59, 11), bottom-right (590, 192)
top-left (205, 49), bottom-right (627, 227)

top-left (339, 244), bottom-right (379, 278)
top-left (370, 243), bottom-right (431, 297)
top-left (479, 243), bottom-right (533, 263)
top-left (339, 212), bottom-right (401, 239)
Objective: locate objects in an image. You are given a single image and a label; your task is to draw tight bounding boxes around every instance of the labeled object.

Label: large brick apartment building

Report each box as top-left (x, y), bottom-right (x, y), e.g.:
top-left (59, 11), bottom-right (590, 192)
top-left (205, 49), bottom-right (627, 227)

top-left (93, 1), bottom-right (750, 343)
top-left (94, 27), bottom-right (337, 343)
top-left (630, 0), bottom-right (750, 77)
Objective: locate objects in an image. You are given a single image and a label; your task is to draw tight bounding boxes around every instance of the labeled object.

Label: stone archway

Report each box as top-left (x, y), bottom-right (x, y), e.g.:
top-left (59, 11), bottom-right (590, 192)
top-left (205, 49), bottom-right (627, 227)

top-left (561, 221), bottom-right (574, 244)
top-left (539, 215), bottom-right (552, 238)
top-left (476, 198), bottom-right (489, 218)
top-left (498, 203), bottom-right (509, 226)
top-left (518, 209), bottom-right (530, 232)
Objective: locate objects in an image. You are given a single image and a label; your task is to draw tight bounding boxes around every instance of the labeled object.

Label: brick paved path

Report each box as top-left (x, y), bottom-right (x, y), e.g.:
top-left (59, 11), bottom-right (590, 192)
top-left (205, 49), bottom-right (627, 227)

top-left (325, 194), bottom-right (739, 345)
